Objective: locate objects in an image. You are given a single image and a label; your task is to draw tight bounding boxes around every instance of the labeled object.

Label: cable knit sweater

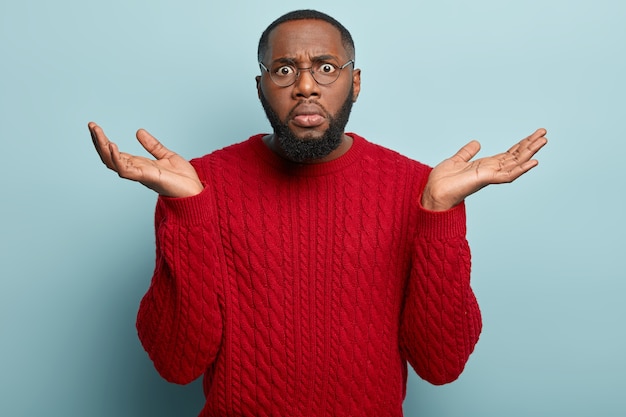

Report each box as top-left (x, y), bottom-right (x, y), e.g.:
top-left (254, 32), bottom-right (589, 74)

top-left (136, 133), bottom-right (482, 417)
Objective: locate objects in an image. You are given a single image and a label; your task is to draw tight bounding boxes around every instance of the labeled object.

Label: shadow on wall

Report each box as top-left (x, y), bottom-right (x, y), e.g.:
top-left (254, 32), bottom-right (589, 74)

top-left (82, 246), bottom-right (206, 417)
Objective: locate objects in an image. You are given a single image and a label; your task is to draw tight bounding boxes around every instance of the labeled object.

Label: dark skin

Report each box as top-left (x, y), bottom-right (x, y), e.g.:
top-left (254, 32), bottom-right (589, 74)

top-left (88, 18), bottom-right (547, 210)
top-left (255, 19), bottom-right (360, 163)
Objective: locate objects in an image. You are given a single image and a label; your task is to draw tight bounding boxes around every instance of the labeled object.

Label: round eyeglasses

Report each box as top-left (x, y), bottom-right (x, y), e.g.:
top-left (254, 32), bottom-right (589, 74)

top-left (259, 60), bottom-right (354, 87)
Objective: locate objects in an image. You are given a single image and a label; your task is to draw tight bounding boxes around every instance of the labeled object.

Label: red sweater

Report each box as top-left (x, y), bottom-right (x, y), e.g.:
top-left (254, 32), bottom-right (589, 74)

top-left (136, 133), bottom-right (481, 417)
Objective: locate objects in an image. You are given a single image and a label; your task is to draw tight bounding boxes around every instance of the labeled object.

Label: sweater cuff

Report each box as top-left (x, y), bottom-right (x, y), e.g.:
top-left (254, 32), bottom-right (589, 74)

top-left (157, 184), bottom-right (215, 226)
top-left (415, 198), bottom-right (467, 239)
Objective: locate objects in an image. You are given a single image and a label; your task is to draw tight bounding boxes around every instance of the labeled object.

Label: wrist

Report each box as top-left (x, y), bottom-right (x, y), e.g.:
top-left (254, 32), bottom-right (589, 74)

top-left (421, 187), bottom-right (453, 212)
top-left (156, 180), bottom-right (204, 198)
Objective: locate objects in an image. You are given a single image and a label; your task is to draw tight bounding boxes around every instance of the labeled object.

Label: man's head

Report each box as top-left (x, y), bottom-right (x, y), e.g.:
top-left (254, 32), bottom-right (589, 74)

top-left (256, 10), bottom-right (361, 163)
top-left (257, 10), bottom-right (355, 64)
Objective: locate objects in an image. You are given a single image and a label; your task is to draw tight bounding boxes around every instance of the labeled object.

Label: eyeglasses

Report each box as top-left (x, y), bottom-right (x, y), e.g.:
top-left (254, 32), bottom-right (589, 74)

top-left (259, 60), bottom-right (354, 87)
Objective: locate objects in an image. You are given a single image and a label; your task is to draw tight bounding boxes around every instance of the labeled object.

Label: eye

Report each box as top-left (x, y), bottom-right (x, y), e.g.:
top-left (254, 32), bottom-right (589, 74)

top-left (317, 63), bottom-right (337, 74)
top-left (274, 65), bottom-right (296, 77)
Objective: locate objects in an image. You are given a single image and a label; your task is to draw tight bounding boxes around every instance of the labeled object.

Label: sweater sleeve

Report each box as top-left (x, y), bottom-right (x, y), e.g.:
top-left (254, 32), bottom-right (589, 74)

top-left (136, 184), bottom-right (223, 385)
top-left (399, 199), bottom-right (482, 385)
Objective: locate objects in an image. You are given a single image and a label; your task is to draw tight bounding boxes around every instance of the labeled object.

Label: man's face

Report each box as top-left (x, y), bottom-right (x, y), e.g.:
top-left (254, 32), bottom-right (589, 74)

top-left (256, 19), bottom-right (361, 162)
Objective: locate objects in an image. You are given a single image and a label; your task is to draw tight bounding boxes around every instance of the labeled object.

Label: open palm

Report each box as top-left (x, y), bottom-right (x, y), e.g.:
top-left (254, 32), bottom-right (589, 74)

top-left (88, 122), bottom-right (203, 198)
top-left (422, 128), bottom-right (548, 211)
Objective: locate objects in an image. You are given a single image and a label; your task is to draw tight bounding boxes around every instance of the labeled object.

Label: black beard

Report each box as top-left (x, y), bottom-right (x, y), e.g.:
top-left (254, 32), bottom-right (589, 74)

top-left (259, 86), bottom-right (354, 162)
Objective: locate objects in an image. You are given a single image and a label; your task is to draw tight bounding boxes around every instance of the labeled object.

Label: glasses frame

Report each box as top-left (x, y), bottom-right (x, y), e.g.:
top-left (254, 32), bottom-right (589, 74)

top-left (259, 60), bottom-right (355, 87)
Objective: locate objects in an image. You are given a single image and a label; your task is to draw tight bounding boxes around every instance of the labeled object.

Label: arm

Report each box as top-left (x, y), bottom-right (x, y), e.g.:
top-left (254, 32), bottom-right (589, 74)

top-left (89, 122), bottom-right (222, 383)
top-left (136, 188), bottom-right (223, 384)
top-left (399, 202), bottom-right (481, 385)
top-left (400, 128), bottom-right (547, 384)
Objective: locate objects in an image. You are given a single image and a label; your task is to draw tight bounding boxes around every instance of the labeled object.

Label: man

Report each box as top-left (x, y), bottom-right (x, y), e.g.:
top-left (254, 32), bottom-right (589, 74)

top-left (89, 9), bottom-right (547, 417)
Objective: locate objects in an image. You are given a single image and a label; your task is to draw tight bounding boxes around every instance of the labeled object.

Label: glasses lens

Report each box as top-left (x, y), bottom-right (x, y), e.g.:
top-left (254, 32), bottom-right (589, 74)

top-left (312, 65), bottom-right (340, 85)
top-left (270, 65), bottom-right (297, 87)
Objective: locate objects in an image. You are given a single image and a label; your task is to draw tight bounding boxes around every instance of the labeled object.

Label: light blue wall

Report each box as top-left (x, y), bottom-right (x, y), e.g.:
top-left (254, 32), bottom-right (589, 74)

top-left (1, 0), bottom-right (624, 416)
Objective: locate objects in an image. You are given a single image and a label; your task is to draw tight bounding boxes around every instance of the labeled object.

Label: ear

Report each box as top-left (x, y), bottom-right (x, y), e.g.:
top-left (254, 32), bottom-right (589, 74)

top-left (351, 68), bottom-right (361, 102)
top-left (255, 75), bottom-right (262, 99)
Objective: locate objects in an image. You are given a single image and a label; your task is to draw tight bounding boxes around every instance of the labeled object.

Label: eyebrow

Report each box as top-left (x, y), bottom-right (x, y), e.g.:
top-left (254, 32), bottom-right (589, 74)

top-left (270, 55), bottom-right (340, 66)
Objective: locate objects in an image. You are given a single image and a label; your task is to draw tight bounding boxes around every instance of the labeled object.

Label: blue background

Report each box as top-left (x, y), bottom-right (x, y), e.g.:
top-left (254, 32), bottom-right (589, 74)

top-left (1, 0), bottom-right (624, 416)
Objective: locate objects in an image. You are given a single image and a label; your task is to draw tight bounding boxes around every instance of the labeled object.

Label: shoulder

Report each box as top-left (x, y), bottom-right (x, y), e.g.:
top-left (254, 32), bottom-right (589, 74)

top-left (348, 132), bottom-right (431, 176)
top-left (189, 134), bottom-right (265, 173)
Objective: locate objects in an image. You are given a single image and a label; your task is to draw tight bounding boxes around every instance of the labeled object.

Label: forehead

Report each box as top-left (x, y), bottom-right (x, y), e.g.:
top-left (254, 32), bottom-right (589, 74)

top-left (265, 19), bottom-right (346, 62)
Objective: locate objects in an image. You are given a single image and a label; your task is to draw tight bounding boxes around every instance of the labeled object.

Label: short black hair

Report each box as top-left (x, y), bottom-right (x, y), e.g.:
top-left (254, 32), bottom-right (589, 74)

top-left (257, 9), bottom-right (355, 63)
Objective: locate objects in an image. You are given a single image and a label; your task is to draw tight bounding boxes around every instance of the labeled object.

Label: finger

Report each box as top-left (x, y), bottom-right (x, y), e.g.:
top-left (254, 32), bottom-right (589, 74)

top-left (523, 128), bottom-right (548, 153)
top-left (88, 122), bottom-right (116, 169)
top-left (508, 128), bottom-right (547, 153)
top-left (516, 133), bottom-right (548, 162)
top-left (528, 131), bottom-right (548, 152)
top-left (108, 141), bottom-right (144, 180)
top-left (108, 141), bottom-right (127, 176)
top-left (506, 159), bottom-right (540, 182)
top-left (491, 155), bottom-right (540, 185)
top-left (520, 128), bottom-right (547, 145)
top-left (506, 129), bottom-right (548, 163)
top-left (136, 129), bottom-right (174, 160)
top-left (451, 140), bottom-right (481, 162)
top-left (526, 128), bottom-right (547, 140)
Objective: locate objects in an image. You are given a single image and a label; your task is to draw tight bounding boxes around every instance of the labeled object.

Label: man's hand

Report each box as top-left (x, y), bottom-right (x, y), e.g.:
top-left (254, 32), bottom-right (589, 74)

top-left (88, 122), bottom-right (203, 198)
top-left (421, 128), bottom-right (548, 211)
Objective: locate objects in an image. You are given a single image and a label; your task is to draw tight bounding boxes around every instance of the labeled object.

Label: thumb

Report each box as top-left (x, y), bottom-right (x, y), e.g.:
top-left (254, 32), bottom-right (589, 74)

top-left (136, 129), bottom-right (174, 160)
top-left (451, 140), bottom-right (481, 162)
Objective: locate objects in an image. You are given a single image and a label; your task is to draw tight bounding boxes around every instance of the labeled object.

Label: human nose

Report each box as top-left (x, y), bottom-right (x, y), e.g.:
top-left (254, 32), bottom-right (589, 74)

top-left (292, 68), bottom-right (320, 98)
